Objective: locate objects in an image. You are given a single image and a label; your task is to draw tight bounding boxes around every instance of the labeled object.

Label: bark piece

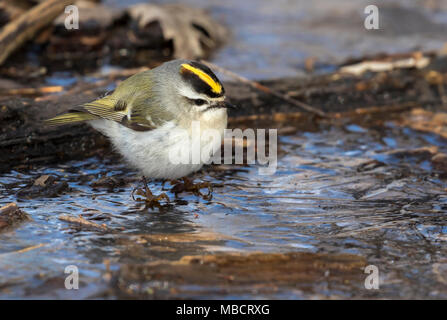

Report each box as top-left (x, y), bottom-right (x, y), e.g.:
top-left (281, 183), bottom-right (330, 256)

top-left (16, 175), bottom-right (69, 199)
top-left (0, 202), bottom-right (30, 230)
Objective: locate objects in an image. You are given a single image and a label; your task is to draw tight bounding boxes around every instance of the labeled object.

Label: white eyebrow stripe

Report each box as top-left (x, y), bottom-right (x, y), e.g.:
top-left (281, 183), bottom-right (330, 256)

top-left (178, 86), bottom-right (207, 100)
top-left (178, 86), bottom-right (226, 102)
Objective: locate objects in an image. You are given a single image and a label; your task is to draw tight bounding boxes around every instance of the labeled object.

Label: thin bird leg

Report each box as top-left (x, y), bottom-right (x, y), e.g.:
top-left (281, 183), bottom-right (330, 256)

top-left (142, 176), bottom-right (151, 196)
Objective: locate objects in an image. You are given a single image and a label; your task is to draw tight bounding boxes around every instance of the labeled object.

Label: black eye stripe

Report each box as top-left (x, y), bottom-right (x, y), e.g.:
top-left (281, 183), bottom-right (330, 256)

top-left (194, 99), bottom-right (207, 106)
top-left (185, 97), bottom-right (208, 106)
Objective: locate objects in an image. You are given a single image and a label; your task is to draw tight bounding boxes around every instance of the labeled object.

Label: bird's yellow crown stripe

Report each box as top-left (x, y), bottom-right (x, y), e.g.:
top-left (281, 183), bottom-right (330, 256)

top-left (181, 63), bottom-right (222, 94)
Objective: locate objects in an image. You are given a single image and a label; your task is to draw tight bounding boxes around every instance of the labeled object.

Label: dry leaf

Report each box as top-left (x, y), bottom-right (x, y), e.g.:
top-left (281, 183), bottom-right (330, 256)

top-left (128, 3), bottom-right (228, 59)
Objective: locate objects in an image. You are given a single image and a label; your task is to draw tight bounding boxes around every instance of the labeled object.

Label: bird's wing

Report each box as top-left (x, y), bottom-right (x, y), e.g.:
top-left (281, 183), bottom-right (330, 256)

top-left (46, 92), bottom-right (174, 131)
top-left (79, 93), bottom-right (174, 131)
top-left (46, 70), bottom-right (175, 130)
top-left (80, 95), bottom-right (127, 123)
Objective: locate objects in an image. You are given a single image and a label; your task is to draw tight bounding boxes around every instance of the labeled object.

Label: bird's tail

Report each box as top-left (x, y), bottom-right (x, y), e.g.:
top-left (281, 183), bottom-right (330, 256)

top-left (44, 111), bottom-right (98, 126)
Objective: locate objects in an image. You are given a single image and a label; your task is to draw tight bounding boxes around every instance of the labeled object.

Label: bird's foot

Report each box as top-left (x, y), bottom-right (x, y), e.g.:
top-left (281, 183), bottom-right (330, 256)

top-left (132, 176), bottom-right (170, 208)
top-left (170, 177), bottom-right (213, 200)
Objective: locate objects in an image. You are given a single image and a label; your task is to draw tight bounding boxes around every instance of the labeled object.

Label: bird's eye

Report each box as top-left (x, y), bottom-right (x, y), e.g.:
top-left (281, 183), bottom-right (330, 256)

top-left (194, 99), bottom-right (207, 106)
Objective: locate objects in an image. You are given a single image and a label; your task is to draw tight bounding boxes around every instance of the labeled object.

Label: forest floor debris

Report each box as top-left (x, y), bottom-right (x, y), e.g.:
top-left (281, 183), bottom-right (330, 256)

top-left (0, 202), bottom-right (31, 231)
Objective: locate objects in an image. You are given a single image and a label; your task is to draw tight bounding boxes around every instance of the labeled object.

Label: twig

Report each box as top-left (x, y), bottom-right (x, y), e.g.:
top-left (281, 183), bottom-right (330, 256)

top-left (11, 243), bottom-right (45, 254)
top-left (200, 60), bottom-right (327, 117)
top-left (0, 86), bottom-right (63, 96)
top-left (58, 214), bottom-right (112, 232)
top-left (0, 243), bottom-right (45, 257)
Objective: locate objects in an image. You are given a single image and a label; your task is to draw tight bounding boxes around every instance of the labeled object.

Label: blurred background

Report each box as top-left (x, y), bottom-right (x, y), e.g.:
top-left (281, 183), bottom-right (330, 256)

top-left (103, 0), bottom-right (447, 79)
top-left (2, 0), bottom-right (447, 80)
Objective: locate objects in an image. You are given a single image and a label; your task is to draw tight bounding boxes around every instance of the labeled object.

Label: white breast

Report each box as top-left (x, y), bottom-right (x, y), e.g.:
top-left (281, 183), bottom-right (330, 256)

top-left (89, 112), bottom-right (226, 179)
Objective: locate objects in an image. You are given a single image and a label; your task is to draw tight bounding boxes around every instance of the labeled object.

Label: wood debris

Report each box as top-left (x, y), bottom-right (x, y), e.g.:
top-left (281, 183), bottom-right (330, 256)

top-left (0, 202), bottom-right (31, 231)
top-left (58, 214), bottom-right (112, 232)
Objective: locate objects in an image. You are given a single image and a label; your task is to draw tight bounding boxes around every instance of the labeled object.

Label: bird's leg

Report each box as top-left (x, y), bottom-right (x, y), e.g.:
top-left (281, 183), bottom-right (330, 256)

top-left (132, 176), bottom-right (170, 207)
top-left (142, 176), bottom-right (151, 196)
top-left (162, 179), bottom-right (180, 191)
top-left (170, 177), bottom-right (213, 200)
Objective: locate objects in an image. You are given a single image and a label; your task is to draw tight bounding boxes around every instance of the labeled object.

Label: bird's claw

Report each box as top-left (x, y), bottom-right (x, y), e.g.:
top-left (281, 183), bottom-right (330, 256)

top-left (132, 176), bottom-right (170, 208)
top-left (170, 177), bottom-right (213, 200)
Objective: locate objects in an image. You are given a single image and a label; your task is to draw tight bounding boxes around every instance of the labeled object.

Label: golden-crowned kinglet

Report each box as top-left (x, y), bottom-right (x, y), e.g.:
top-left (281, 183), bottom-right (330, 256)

top-left (46, 59), bottom-right (235, 179)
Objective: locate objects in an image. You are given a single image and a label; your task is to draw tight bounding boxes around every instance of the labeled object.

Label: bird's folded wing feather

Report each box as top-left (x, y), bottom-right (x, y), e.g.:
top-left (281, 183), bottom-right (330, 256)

top-left (46, 92), bottom-right (174, 131)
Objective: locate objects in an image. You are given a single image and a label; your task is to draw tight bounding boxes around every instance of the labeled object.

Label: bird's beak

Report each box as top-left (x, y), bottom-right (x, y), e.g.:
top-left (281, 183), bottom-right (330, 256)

top-left (214, 101), bottom-right (237, 109)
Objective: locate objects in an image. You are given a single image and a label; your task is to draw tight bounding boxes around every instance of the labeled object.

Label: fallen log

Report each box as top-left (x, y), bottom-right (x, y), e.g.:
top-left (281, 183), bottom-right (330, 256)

top-left (113, 251), bottom-right (366, 299)
top-left (0, 0), bottom-right (72, 66)
top-left (0, 54), bottom-right (446, 172)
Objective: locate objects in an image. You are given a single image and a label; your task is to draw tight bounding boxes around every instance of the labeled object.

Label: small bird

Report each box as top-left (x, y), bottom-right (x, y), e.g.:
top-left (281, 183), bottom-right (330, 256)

top-left (46, 59), bottom-right (234, 202)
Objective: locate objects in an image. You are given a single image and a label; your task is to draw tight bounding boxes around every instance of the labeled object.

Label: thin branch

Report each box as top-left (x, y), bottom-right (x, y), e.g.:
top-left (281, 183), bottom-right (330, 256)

top-left (200, 60), bottom-right (327, 117)
top-left (0, 86), bottom-right (63, 96)
top-left (58, 214), bottom-right (112, 232)
top-left (0, 243), bottom-right (45, 257)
